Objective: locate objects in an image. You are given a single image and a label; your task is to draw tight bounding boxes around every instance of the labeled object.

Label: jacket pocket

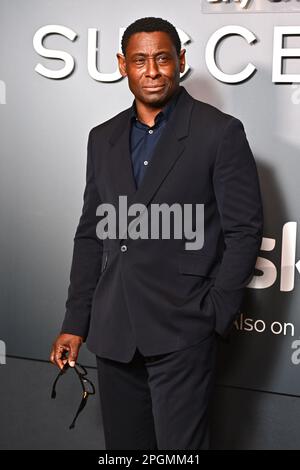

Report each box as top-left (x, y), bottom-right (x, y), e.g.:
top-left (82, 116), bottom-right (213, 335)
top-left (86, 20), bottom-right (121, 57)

top-left (177, 252), bottom-right (220, 278)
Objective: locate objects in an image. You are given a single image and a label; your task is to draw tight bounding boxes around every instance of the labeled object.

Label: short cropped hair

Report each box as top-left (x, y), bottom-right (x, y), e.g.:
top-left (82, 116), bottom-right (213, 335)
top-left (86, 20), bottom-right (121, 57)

top-left (121, 17), bottom-right (181, 57)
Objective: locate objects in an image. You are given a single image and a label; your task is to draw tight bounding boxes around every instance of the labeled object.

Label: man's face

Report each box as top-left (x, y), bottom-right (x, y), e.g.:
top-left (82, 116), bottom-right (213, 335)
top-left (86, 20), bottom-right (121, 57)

top-left (117, 31), bottom-right (186, 107)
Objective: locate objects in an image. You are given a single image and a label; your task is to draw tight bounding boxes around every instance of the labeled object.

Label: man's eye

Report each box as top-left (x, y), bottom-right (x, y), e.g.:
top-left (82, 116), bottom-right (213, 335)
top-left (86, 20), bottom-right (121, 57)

top-left (135, 58), bottom-right (145, 64)
top-left (157, 56), bottom-right (168, 63)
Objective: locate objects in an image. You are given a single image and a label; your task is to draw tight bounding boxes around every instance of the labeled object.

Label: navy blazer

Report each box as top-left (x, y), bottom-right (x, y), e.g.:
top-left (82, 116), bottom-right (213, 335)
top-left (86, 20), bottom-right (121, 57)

top-left (61, 85), bottom-right (264, 363)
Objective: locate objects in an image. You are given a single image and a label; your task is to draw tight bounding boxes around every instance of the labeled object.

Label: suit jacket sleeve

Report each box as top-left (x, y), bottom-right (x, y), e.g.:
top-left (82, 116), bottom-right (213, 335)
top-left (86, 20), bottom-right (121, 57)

top-left (208, 117), bottom-right (264, 337)
top-left (60, 128), bottom-right (103, 340)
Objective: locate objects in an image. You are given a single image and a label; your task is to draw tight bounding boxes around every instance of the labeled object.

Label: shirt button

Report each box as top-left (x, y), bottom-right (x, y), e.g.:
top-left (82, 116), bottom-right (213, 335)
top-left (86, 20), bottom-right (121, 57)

top-left (148, 129), bottom-right (154, 134)
top-left (120, 244), bottom-right (127, 253)
top-left (143, 160), bottom-right (149, 166)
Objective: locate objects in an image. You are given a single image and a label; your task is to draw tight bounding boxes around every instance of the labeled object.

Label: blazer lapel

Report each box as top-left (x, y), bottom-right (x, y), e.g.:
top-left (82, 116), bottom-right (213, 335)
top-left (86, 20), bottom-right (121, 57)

top-left (107, 86), bottom-right (195, 243)
top-left (108, 112), bottom-right (137, 200)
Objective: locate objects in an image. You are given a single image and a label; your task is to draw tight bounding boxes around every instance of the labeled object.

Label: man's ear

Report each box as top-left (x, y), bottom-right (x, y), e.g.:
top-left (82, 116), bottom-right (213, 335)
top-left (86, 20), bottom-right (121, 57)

top-left (117, 53), bottom-right (127, 77)
top-left (179, 49), bottom-right (186, 74)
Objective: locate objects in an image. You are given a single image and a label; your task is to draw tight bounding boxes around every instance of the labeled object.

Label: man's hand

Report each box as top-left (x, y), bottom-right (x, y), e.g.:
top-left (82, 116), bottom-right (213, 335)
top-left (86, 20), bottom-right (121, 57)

top-left (50, 334), bottom-right (84, 370)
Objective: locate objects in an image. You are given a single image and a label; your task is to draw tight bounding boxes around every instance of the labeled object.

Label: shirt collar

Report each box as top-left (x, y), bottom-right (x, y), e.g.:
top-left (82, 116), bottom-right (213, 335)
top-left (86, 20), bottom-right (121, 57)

top-left (130, 86), bottom-right (183, 127)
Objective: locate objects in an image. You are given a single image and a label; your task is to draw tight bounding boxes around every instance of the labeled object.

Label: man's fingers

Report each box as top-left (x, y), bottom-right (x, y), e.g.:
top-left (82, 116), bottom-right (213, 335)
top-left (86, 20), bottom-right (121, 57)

top-left (54, 344), bottom-right (69, 369)
top-left (68, 342), bottom-right (80, 367)
top-left (49, 345), bottom-right (58, 365)
top-left (50, 334), bottom-right (83, 369)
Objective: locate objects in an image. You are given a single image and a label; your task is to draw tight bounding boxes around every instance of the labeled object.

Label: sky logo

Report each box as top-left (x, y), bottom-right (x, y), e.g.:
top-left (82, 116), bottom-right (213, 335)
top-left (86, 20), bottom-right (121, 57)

top-left (248, 222), bottom-right (300, 292)
top-left (203, 0), bottom-right (300, 13)
top-left (207, 0), bottom-right (251, 9)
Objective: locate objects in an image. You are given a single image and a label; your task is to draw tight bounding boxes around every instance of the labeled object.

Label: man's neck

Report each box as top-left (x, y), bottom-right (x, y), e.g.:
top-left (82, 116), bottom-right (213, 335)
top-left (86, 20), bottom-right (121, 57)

top-left (134, 87), bottom-right (180, 127)
top-left (135, 102), bottom-right (163, 127)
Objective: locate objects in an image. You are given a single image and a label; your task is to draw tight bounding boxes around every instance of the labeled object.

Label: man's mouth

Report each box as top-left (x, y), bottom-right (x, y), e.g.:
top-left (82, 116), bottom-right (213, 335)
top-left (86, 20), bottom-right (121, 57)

top-left (143, 85), bottom-right (165, 91)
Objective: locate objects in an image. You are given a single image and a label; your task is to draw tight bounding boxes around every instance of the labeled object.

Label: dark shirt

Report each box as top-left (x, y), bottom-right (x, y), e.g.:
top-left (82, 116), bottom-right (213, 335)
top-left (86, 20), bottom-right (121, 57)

top-left (129, 87), bottom-right (183, 189)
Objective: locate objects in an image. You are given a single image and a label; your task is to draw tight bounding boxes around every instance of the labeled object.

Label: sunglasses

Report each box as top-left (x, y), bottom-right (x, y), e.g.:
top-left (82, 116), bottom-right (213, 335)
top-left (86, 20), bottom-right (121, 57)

top-left (51, 361), bottom-right (95, 429)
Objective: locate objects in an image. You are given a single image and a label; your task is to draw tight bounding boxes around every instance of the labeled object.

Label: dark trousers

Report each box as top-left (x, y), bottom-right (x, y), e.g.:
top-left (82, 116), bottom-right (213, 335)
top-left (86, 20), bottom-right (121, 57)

top-left (96, 332), bottom-right (218, 450)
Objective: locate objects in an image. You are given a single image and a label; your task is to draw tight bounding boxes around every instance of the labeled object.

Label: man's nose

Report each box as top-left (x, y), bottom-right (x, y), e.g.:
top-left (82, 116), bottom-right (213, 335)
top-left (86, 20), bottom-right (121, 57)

top-left (145, 57), bottom-right (160, 78)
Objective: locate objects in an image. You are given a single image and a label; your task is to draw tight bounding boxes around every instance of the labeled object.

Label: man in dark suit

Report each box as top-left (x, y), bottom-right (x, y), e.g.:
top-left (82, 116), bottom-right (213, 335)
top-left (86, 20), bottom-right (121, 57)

top-left (50, 17), bottom-right (264, 449)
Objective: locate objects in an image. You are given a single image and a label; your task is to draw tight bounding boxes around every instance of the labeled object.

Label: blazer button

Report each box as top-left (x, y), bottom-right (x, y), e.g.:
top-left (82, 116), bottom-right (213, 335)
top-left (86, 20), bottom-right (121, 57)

top-left (120, 244), bottom-right (127, 252)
